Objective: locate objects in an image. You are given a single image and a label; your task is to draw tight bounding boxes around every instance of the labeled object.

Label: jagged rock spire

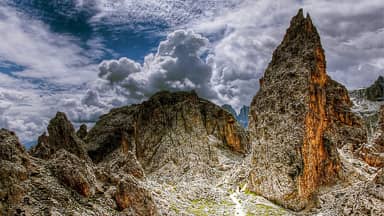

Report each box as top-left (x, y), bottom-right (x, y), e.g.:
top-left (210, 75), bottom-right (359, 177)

top-left (247, 9), bottom-right (366, 211)
top-left (30, 112), bottom-right (89, 160)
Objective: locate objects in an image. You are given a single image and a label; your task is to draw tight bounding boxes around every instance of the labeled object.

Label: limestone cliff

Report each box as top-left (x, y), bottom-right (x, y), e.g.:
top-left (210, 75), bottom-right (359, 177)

top-left (247, 9), bottom-right (366, 211)
top-left (85, 91), bottom-right (250, 174)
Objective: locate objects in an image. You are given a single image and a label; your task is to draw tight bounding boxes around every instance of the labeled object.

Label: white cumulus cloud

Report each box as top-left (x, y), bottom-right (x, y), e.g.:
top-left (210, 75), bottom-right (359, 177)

top-left (97, 30), bottom-right (218, 103)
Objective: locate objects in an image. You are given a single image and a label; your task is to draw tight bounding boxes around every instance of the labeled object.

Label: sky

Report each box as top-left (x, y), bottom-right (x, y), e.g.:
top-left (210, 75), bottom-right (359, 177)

top-left (0, 0), bottom-right (383, 146)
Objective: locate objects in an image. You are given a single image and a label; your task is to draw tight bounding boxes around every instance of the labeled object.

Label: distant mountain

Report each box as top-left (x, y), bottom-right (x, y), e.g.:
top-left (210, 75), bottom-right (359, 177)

top-left (222, 104), bottom-right (249, 128)
top-left (349, 76), bottom-right (384, 135)
top-left (350, 76), bottom-right (384, 102)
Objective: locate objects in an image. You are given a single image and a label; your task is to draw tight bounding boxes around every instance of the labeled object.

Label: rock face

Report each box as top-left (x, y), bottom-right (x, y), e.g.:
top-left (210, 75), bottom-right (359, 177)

top-left (2, 112), bottom-right (158, 215)
top-left (114, 176), bottom-right (157, 215)
top-left (86, 91), bottom-right (249, 173)
top-left (50, 149), bottom-right (97, 197)
top-left (349, 76), bottom-right (384, 138)
top-left (30, 112), bottom-right (89, 160)
top-left (359, 105), bottom-right (384, 167)
top-left (0, 129), bottom-right (31, 215)
top-left (312, 168), bottom-right (384, 215)
top-left (247, 9), bottom-right (367, 211)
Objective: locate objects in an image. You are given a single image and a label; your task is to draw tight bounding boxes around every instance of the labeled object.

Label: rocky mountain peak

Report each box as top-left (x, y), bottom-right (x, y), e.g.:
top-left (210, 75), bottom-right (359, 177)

top-left (248, 9), bottom-right (367, 211)
top-left (30, 112), bottom-right (89, 160)
top-left (86, 90), bottom-right (249, 175)
top-left (269, 9), bottom-right (322, 72)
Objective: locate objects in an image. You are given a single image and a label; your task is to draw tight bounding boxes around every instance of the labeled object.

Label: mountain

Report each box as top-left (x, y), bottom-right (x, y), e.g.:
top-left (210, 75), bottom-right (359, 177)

top-left (1, 9), bottom-right (384, 216)
top-left (85, 91), bottom-right (249, 173)
top-left (247, 9), bottom-right (367, 211)
top-left (350, 76), bottom-right (384, 102)
top-left (222, 104), bottom-right (250, 128)
top-left (1, 90), bottom-right (254, 215)
top-left (350, 76), bottom-right (384, 136)
top-left (238, 106), bottom-right (249, 128)
top-left (1, 114), bottom-right (158, 215)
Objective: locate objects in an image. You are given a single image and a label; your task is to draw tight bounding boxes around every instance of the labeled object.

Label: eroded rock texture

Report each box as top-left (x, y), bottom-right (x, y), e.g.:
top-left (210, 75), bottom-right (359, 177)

top-left (359, 105), bottom-right (384, 167)
top-left (50, 149), bottom-right (97, 197)
top-left (86, 91), bottom-right (249, 174)
top-left (30, 112), bottom-right (89, 160)
top-left (312, 168), bottom-right (384, 215)
top-left (247, 9), bottom-right (366, 211)
top-left (2, 112), bottom-right (158, 215)
top-left (0, 129), bottom-right (31, 215)
top-left (114, 176), bottom-right (157, 215)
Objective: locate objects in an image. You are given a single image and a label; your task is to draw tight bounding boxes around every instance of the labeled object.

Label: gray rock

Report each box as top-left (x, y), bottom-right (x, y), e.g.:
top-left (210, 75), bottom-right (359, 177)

top-left (30, 112), bottom-right (89, 160)
top-left (86, 90), bottom-right (250, 174)
top-left (76, 124), bottom-right (88, 141)
top-left (0, 129), bottom-right (31, 215)
top-left (247, 9), bottom-right (366, 211)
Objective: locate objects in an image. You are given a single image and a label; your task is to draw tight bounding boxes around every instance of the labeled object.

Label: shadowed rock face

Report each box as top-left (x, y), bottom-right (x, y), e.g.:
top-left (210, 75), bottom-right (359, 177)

top-left (76, 124), bottom-right (88, 141)
top-left (366, 76), bottom-right (384, 101)
top-left (247, 9), bottom-right (366, 211)
top-left (85, 90), bottom-right (250, 173)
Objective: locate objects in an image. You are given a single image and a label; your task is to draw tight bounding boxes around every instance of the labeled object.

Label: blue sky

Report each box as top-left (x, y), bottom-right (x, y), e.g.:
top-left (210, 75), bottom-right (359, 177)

top-left (0, 0), bottom-right (383, 145)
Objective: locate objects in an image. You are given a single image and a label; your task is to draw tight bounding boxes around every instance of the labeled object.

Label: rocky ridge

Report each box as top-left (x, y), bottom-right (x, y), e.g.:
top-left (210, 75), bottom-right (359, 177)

top-left (85, 90), bottom-right (250, 174)
top-left (1, 9), bottom-right (383, 216)
top-left (1, 113), bottom-right (158, 215)
top-left (247, 9), bottom-right (367, 211)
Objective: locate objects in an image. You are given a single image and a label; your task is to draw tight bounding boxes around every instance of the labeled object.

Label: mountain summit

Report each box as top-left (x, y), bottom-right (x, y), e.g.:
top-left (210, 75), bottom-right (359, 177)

top-left (247, 9), bottom-right (367, 210)
top-left (1, 9), bottom-right (383, 216)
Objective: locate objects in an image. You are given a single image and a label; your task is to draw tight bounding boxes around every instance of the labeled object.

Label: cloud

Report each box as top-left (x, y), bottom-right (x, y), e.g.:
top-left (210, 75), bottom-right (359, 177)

top-left (99, 58), bottom-right (141, 83)
top-left (0, 73), bottom-right (116, 144)
top-left (90, 0), bottom-right (245, 27)
top-left (98, 30), bottom-right (217, 102)
top-left (96, 0), bottom-right (384, 110)
top-left (187, 0), bottom-right (384, 109)
top-left (0, 3), bottom-right (101, 85)
top-left (1, 0), bottom-right (384, 145)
